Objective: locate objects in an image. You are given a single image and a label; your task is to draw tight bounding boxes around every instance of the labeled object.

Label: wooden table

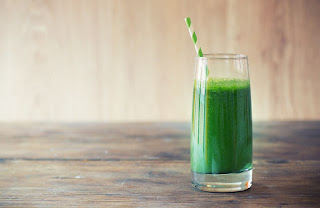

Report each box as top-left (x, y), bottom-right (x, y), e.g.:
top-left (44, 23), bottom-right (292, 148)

top-left (0, 122), bottom-right (319, 207)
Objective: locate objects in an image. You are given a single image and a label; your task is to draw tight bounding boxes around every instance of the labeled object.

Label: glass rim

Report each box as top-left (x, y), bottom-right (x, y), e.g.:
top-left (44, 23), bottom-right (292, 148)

top-left (196, 53), bottom-right (248, 60)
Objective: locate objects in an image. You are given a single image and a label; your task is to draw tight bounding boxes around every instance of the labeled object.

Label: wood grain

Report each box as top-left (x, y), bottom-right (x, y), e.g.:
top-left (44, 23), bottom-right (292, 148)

top-left (1, 160), bottom-right (319, 207)
top-left (0, 122), bottom-right (319, 161)
top-left (0, 122), bottom-right (320, 207)
top-left (0, 0), bottom-right (319, 121)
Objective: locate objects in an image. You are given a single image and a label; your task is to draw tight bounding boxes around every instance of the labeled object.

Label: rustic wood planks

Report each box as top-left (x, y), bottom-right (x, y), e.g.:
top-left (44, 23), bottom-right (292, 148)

top-left (0, 122), bottom-right (319, 207)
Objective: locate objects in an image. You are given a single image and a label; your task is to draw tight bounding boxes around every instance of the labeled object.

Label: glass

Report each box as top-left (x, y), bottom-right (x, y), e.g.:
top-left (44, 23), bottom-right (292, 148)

top-left (191, 53), bottom-right (252, 192)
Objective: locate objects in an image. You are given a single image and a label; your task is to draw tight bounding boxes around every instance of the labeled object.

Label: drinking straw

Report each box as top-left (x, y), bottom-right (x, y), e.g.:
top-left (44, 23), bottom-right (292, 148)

top-left (184, 17), bottom-right (204, 57)
top-left (185, 17), bottom-right (208, 149)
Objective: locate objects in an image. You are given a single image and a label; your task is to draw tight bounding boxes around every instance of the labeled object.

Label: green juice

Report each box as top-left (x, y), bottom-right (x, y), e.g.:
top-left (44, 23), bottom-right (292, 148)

top-left (191, 78), bottom-right (252, 174)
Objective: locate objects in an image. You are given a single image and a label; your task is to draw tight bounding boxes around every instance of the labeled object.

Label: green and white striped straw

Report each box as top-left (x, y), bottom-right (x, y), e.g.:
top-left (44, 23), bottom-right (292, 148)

top-left (185, 17), bottom-right (203, 57)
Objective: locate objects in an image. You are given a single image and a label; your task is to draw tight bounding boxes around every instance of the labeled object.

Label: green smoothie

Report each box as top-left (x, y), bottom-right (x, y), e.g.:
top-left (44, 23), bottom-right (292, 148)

top-left (191, 78), bottom-right (252, 174)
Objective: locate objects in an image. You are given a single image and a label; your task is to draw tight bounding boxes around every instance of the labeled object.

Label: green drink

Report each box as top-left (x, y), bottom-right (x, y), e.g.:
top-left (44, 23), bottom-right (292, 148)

top-left (191, 78), bottom-right (252, 174)
top-left (191, 54), bottom-right (253, 192)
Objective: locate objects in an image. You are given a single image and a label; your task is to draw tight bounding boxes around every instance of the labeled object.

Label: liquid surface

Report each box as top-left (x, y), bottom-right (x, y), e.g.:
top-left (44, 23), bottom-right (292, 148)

top-left (191, 78), bottom-right (252, 174)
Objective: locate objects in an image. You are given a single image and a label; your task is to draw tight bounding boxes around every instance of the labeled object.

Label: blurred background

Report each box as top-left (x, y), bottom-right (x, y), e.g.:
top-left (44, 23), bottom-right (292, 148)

top-left (0, 0), bottom-right (319, 122)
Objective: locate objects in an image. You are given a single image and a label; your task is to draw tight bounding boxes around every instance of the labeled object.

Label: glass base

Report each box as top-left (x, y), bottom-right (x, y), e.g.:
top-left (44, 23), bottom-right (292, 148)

top-left (192, 169), bottom-right (252, 192)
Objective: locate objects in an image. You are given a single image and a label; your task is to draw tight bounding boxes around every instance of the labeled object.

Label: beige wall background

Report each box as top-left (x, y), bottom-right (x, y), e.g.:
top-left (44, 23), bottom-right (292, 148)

top-left (0, 0), bottom-right (319, 122)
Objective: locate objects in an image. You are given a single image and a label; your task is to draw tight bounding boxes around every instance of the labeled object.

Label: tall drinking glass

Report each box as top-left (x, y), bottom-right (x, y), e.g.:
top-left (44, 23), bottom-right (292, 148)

top-left (191, 54), bottom-right (252, 192)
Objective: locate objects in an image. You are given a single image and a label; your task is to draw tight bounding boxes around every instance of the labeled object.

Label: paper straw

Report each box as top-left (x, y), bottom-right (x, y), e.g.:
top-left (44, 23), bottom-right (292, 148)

top-left (185, 17), bottom-right (203, 57)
